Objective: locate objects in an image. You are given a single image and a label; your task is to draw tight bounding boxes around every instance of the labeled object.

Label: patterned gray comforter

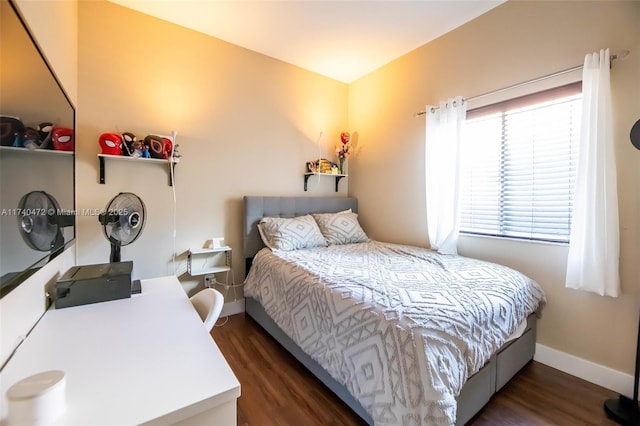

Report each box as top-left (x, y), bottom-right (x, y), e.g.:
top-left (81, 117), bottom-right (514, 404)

top-left (243, 241), bottom-right (546, 425)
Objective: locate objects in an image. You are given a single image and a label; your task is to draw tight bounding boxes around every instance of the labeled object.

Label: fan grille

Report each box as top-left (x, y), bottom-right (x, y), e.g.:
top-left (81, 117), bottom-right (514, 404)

top-left (100, 192), bottom-right (146, 247)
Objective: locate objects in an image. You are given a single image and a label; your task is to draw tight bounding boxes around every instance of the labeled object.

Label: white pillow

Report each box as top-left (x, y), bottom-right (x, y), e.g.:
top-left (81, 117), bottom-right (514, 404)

top-left (312, 211), bottom-right (368, 245)
top-left (258, 215), bottom-right (327, 251)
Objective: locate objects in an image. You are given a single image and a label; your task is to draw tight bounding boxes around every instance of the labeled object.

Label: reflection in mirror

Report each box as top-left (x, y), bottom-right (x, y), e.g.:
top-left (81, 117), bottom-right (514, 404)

top-left (0, 0), bottom-right (75, 298)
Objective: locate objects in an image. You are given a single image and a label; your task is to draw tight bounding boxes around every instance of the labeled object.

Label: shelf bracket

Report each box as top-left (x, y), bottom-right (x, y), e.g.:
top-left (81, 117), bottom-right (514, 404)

top-left (168, 162), bottom-right (176, 187)
top-left (304, 174), bottom-right (346, 192)
top-left (304, 174), bottom-right (312, 191)
top-left (99, 155), bottom-right (105, 184)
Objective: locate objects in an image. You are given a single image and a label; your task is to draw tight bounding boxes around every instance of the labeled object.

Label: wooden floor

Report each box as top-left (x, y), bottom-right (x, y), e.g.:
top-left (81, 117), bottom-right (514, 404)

top-left (212, 314), bottom-right (620, 425)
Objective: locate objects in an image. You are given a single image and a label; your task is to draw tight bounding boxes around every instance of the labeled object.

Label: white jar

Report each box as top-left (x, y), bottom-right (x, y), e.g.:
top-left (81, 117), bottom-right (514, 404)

top-left (6, 370), bottom-right (66, 425)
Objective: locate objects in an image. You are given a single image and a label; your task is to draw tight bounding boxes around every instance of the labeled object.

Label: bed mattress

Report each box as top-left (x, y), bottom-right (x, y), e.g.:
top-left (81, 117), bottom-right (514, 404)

top-left (244, 240), bottom-right (546, 425)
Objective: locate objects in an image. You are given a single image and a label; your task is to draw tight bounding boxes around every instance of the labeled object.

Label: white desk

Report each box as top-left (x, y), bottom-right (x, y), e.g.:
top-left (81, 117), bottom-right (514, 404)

top-left (0, 276), bottom-right (240, 425)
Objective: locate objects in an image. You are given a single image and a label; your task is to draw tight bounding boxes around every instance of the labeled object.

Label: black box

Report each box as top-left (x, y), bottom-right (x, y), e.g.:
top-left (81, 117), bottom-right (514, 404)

top-left (54, 261), bottom-right (133, 309)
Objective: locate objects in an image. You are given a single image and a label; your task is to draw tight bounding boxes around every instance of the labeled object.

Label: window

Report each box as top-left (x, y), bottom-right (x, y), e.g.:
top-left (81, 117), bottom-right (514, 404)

top-left (460, 82), bottom-right (581, 243)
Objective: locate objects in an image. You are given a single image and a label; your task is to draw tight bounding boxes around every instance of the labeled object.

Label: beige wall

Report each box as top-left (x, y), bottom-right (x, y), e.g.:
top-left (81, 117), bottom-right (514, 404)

top-left (349, 1), bottom-right (640, 374)
top-left (76, 1), bottom-right (348, 296)
top-left (15, 0), bottom-right (78, 104)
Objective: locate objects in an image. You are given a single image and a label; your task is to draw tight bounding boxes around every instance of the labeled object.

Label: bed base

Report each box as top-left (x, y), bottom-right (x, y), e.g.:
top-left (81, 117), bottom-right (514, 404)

top-left (246, 297), bottom-right (536, 426)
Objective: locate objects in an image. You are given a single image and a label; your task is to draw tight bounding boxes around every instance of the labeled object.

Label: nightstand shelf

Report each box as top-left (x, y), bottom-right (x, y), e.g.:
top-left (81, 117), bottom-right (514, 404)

top-left (189, 246), bottom-right (241, 300)
top-left (187, 246), bottom-right (232, 277)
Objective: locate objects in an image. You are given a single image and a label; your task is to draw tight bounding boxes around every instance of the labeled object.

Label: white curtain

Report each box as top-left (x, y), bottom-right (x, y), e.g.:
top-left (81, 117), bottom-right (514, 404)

top-left (566, 48), bottom-right (620, 297)
top-left (425, 96), bottom-right (466, 255)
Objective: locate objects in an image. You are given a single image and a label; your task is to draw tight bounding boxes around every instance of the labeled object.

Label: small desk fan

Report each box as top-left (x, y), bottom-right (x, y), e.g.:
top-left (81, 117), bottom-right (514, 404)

top-left (17, 190), bottom-right (73, 253)
top-left (98, 192), bottom-right (146, 263)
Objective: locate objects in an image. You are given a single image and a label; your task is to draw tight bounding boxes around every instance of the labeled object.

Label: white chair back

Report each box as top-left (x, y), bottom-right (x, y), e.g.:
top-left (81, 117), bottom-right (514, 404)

top-left (190, 288), bottom-right (224, 332)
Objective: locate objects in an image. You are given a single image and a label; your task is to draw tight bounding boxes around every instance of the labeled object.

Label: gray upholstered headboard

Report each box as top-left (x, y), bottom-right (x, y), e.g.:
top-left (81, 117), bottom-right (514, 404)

top-left (243, 196), bottom-right (358, 269)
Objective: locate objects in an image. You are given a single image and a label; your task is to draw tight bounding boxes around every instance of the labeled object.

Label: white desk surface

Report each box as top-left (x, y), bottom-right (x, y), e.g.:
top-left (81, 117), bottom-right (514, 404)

top-left (0, 276), bottom-right (240, 425)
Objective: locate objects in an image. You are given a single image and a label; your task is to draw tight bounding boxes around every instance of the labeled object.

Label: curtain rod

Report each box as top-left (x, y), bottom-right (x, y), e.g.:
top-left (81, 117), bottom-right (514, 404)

top-left (415, 50), bottom-right (630, 117)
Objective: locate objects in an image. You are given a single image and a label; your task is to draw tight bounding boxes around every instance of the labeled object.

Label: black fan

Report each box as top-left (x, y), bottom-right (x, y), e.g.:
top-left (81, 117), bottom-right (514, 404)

top-left (98, 192), bottom-right (146, 263)
top-left (17, 191), bottom-right (73, 252)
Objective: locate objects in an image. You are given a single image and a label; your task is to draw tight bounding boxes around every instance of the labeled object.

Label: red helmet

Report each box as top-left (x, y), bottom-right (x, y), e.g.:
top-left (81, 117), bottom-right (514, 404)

top-left (99, 132), bottom-right (122, 155)
top-left (52, 127), bottom-right (74, 151)
top-left (162, 137), bottom-right (173, 159)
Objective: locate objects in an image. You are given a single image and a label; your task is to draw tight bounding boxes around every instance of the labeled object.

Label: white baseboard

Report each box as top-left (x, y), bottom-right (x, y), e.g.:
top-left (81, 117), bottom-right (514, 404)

top-left (535, 343), bottom-right (634, 398)
top-left (220, 299), bottom-right (245, 318)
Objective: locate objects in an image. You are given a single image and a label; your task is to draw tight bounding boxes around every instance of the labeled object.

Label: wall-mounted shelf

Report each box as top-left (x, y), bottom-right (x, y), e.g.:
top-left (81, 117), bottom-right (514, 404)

top-left (304, 172), bottom-right (347, 192)
top-left (98, 154), bottom-right (179, 186)
top-left (1, 146), bottom-right (73, 156)
top-left (187, 246), bottom-right (232, 276)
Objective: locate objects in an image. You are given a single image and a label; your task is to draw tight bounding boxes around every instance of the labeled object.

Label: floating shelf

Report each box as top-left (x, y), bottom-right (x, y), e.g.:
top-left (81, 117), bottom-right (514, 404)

top-left (187, 246), bottom-right (232, 277)
top-left (304, 172), bottom-right (347, 192)
top-left (191, 265), bottom-right (231, 275)
top-left (0, 146), bottom-right (73, 156)
top-left (98, 154), bottom-right (179, 186)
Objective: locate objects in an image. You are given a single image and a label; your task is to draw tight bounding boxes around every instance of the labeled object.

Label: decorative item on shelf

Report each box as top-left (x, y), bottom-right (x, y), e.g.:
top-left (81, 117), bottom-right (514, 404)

top-left (172, 145), bottom-right (181, 161)
top-left (100, 132), bottom-right (175, 160)
top-left (0, 116), bottom-right (72, 151)
top-left (37, 122), bottom-right (54, 148)
top-left (319, 158), bottom-right (332, 173)
top-left (52, 127), bottom-right (74, 151)
top-left (99, 133), bottom-right (123, 155)
top-left (161, 137), bottom-right (173, 160)
top-left (306, 158), bottom-right (333, 174)
top-left (132, 139), bottom-right (145, 158)
top-left (144, 135), bottom-right (165, 159)
top-left (21, 127), bottom-right (41, 150)
top-left (211, 237), bottom-right (225, 249)
top-left (121, 132), bottom-right (136, 156)
top-left (1, 116), bottom-right (24, 146)
top-left (336, 131), bottom-right (351, 174)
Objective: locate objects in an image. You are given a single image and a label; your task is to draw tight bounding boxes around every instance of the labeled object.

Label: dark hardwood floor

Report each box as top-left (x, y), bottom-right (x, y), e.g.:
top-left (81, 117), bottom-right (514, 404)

top-left (212, 314), bottom-right (620, 425)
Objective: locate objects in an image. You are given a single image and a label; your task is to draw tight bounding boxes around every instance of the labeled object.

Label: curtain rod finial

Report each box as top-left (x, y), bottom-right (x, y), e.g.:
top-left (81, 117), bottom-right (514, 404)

top-left (611, 49), bottom-right (630, 61)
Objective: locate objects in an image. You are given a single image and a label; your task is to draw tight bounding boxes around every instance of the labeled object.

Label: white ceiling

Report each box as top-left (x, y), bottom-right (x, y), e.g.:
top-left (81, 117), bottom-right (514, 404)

top-left (109, 0), bottom-right (505, 83)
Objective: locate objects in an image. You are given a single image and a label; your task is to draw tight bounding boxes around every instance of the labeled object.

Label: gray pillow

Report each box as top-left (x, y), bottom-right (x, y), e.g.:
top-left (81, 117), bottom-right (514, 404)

top-left (258, 215), bottom-right (327, 251)
top-left (312, 211), bottom-right (368, 245)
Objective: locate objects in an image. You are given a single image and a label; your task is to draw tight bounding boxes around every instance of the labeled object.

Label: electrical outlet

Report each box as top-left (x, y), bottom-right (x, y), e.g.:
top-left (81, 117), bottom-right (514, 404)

top-left (204, 274), bottom-right (214, 288)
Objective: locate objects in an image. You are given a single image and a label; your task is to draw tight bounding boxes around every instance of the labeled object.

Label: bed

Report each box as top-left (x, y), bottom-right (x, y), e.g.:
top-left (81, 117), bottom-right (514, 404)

top-left (243, 196), bottom-right (545, 425)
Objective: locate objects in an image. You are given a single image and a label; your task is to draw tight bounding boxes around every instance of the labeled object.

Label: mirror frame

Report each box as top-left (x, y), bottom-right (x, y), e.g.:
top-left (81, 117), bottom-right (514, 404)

top-left (0, 0), bottom-right (76, 298)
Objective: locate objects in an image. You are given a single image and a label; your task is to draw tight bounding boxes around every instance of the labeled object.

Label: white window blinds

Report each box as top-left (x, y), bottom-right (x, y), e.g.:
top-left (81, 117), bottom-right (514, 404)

top-left (460, 82), bottom-right (582, 243)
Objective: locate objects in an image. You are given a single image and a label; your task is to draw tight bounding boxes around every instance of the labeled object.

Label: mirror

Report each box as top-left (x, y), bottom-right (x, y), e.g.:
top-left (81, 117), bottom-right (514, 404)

top-left (0, 0), bottom-right (75, 297)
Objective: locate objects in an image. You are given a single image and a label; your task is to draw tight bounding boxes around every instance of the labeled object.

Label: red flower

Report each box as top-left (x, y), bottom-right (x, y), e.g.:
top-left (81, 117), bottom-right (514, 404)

top-left (336, 132), bottom-right (351, 160)
top-left (340, 132), bottom-right (350, 145)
